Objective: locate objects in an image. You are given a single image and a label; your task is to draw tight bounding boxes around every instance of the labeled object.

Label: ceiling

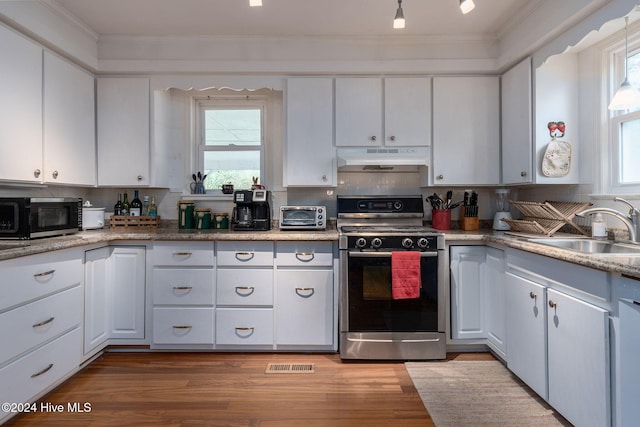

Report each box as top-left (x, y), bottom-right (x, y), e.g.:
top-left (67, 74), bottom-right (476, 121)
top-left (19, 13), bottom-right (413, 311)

top-left (53, 0), bottom-right (538, 39)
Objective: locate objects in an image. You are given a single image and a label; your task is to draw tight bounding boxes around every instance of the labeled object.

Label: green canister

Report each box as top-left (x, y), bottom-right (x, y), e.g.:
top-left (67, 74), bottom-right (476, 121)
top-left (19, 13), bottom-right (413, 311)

top-left (195, 208), bottom-right (211, 229)
top-left (214, 212), bottom-right (229, 229)
top-left (178, 200), bottom-right (196, 229)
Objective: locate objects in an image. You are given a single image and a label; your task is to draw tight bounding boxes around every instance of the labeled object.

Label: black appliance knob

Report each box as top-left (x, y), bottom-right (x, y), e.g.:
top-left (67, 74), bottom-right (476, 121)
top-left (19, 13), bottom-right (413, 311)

top-left (417, 238), bottom-right (429, 248)
top-left (371, 238), bottom-right (383, 248)
top-left (393, 201), bottom-right (403, 211)
top-left (402, 238), bottom-right (414, 249)
top-left (355, 238), bottom-right (367, 248)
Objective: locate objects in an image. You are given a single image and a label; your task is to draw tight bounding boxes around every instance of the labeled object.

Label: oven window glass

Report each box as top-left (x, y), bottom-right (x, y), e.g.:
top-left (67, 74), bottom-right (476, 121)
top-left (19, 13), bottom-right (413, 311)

top-left (347, 254), bottom-right (439, 332)
top-left (0, 203), bottom-right (19, 232)
top-left (37, 206), bottom-right (70, 228)
top-left (282, 210), bottom-right (315, 224)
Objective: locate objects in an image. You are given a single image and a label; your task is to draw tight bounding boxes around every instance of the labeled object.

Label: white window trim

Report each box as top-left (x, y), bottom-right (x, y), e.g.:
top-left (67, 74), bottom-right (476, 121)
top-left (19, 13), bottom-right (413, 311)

top-left (193, 95), bottom-right (267, 194)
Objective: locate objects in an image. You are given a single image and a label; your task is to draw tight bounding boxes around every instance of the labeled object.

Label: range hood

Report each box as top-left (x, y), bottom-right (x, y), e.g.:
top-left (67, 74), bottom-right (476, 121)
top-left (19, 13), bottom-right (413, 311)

top-left (337, 147), bottom-right (429, 171)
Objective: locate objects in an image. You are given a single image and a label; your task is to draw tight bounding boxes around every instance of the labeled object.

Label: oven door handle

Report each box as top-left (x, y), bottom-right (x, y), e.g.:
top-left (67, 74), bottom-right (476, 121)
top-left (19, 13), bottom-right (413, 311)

top-left (347, 251), bottom-right (437, 258)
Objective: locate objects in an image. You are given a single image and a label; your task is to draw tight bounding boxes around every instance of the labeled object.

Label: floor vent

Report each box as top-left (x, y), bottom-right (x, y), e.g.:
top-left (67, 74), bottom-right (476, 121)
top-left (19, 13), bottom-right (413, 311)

top-left (265, 363), bottom-right (315, 374)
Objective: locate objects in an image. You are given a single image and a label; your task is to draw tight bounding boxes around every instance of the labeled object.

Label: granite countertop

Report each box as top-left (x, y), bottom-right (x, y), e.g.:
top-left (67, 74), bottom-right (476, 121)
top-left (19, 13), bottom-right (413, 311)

top-left (2, 222), bottom-right (640, 279)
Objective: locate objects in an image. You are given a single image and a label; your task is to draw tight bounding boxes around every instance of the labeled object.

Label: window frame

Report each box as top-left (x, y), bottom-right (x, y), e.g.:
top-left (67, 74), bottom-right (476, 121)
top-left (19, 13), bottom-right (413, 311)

top-left (193, 95), bottom-right (267, 193)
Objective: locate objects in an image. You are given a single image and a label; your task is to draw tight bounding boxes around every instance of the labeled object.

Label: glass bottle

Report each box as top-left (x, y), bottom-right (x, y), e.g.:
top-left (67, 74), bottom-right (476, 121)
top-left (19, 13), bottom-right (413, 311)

top-left (114, 193), bottom-right (123, 216)
top-left (122, 192), bottom-right (130, 216)
top-left (142, 195), bottom-right (150, 216)
top-left (148, 196), bottom-right (158, 216)
top-left (130, 190), bottom-right (142, 216)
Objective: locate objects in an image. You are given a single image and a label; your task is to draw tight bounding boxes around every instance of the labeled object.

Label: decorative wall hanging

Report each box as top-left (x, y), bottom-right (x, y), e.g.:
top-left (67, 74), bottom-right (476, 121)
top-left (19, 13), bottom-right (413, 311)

top-left (542, 121), bottom-right (572, 177)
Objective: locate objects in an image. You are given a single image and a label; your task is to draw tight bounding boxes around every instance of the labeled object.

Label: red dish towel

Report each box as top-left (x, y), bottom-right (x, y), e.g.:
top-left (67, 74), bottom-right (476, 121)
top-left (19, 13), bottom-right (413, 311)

top-left (391, 251), bottom-right (421, 300)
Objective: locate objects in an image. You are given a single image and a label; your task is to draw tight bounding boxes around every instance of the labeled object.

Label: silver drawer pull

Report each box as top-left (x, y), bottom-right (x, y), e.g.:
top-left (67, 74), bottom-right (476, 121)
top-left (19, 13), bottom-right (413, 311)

top-left (31, 363), bottom-right (54, 378)
top-left (173, 252), bottom-right (192, 257)
top-left (235, 252), bottom-right (255, 261)
top-left (295, 252), bottom-right (315, 261)
top-left (32, 317), bottom-right (55, 328)
top-left (172, 325), bottom-right (192, 330)
top-left (172, 286), bottom-right (193, 291)
top-left (235, 286), bottom-right (255, 295)
top-left (33, 269), bottom-right (55, 278)
top-left (296, 287), bottom-right (315, 297)
top-left (235, 327), bottom-right (255, 337)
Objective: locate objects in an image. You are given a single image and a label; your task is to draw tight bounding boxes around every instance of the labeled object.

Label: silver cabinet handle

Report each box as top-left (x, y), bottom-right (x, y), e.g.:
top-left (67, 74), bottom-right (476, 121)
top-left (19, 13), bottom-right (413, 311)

top-left (52, 170), bottom-right (59, 179)
top-left (295, 287), bottom-right (315, 297)
top-left (34, 169), bottom-right (41, 178)
top-left (137, 175), bottom-right (143, 181)
top-left (172, 325), bottom-right (192, 330)
top-left (173, 252), bottom-right (192, 257)
top-left (34, 269), bottom-right (55, 278)
top-left (295, 252), bottom-right (315, 262)
top-left (172, 286), bottom-right (193, 291)
top-left (436, 174), bottom-right (444, 180)
top-left (235, 252), bottom-right (255, 261)
top-left (31, 363), bottom-right (54, 378)
top-left (390, 135), bottom-right (396, 141)
top-left (529, 291), bottom-right (536, 300)
top-left (370, 135), bottom-right (377, 141)
top-left (321, 175), bottom-right (327, 182)
top-left (235, 327), bottom-right (255, 337)
top-left (235, 286), bottom-right (255, 295)
top-left (521, 171), bottom-right (527, 177)
top-left (32, 317), bottom-right (55, 328)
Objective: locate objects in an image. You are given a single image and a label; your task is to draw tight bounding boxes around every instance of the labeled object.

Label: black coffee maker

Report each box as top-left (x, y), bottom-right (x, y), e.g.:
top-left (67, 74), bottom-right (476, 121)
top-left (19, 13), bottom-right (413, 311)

top-left (231, 189), bottom-right (271, 231)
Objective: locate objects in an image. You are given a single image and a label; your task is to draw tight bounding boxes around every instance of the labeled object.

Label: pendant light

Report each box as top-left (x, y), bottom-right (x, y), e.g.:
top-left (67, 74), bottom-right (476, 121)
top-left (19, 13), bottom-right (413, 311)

top-left (393, 0), bottom-right (405, 29)
top-left (459, 0), bottom-right (475, 14)
top-left (609, 16), bottom-right (640, 110)
top-left (249, 0), bottom-right (262, 6)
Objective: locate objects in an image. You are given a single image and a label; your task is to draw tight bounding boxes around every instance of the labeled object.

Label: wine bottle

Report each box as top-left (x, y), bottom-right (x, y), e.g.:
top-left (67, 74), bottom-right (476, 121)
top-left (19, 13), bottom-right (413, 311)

top-left (142, 196), bottom-right (150, 216)
top-left (114, 193), bottom-right (123, 216)
top-left (122, 192), bottom-right (130, 216)
top-left (130, 190), bottom-right (142, 216)
top-left (149, 196), bottom-right (158, 216)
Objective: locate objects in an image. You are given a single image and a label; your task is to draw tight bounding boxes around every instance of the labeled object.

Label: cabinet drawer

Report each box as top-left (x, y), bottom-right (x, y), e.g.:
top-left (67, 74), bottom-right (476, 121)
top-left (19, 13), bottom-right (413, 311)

top-left (216, 308), bottom-right (273, 345)
top-left (1, 249), bottom-right (82, 313)
top-left (152, 268), bottom-right (214, 306)
top-left (217, 242), bottom-right (274, 267)
top-left (153, 241), bottom-right (214, 266)
top-left (0, 328), bottom-right (80, 423)
top-left (276, 242), bottom-right (333, 267)
top-left (217, 269), bottom-right (273, 306)
top-left (0, 286), bottom-right (82, 366)
top-left (152, 307), bottom-right (214, 344)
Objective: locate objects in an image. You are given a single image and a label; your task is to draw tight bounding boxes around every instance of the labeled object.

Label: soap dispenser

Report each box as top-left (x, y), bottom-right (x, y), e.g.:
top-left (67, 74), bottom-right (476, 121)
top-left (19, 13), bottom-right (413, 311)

top-left (591, 213), bottom-right (607, 239)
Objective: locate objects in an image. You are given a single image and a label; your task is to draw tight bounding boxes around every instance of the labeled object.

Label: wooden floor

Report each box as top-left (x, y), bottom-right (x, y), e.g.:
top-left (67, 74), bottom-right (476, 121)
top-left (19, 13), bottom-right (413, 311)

top-left (5, 351), bottom-right (494, 426)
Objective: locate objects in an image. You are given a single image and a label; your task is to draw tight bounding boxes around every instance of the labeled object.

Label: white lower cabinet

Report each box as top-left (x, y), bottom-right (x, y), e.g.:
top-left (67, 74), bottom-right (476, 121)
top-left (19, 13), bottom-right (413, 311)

top-left (484, 247), bottom-right (506, 359)
top-left (216, 308), bottom-right (274, 346)
top-left (152, 307), bottom-right (214, 344)
top-left (505, 249), bottom-right (610, 427)
top-left (450, 246), bottom-right (486, 340)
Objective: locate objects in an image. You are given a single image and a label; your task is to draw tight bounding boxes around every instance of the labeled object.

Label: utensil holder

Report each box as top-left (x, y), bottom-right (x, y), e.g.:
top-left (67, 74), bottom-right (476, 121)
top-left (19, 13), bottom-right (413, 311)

top-left (432, 209), bottom-right (451, 230)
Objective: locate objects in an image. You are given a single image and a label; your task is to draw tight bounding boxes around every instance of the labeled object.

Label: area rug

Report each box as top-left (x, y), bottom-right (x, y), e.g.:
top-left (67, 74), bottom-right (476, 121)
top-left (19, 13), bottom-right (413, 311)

top-left (405, 360), bottom-right (572, 426)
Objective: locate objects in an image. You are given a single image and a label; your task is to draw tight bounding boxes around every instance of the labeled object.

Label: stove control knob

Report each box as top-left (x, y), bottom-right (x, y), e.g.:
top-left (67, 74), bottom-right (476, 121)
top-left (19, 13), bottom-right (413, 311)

top-left (393, 201), bottom-right (403, 211)
top-left (402, 238), bottom-right (414, 249)
top-left (371, 238), bottom-right (383, 249)
top-left (417, 238), bottom-right (429, 249)
top-left (355, 238), bottom-right (367, 248)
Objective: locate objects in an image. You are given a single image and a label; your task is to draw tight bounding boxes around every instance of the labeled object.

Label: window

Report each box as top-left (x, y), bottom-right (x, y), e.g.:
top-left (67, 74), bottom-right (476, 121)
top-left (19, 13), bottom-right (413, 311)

top-left (196, 97), bottom-right (265, 192)
top-left (609, 39), bottom-right (640, 193)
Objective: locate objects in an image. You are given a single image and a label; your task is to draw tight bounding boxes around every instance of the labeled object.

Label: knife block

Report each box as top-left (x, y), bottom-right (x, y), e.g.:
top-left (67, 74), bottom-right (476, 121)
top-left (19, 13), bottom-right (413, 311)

top-left (461, 206), bottom-right (479, 231)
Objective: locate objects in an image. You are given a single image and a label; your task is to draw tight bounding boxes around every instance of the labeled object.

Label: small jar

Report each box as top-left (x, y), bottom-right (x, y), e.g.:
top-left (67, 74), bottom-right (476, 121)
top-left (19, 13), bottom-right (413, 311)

top-left (214, 212), bottom-right (229, 229)
top-left (194, 208), bottom-right (211, 229)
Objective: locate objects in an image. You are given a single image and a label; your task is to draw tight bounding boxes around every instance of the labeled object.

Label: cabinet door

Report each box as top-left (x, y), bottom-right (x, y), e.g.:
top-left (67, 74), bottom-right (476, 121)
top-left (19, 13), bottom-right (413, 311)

top-left (108, 247), bottom-right (146, 339)
top-left (335, 78), bottom-right (383, 146)
top-left (384, 78), bottom-right (431, 146)
top-left (484, 247), bottom-right (506, 359)
top-left (432, 76), bottom-right (500, 185)
top-left (501, 57), bottom-right (532, 184)
top-left (43, 51), bottom-right (96, 186)
top-left (547, 288), bottom-right (609, 427)
top-left (285, 78), bottom-right (335, 186)
top-left (618, 294), bottom-right (640, 427)
top-left (505, 272), bottom-right (547, 399)
top-left (275, 269), bottom-right (333, 346)
top-left (97, 77), bottom-right (150, 186)
top-left (0, 24), bottom-right (43, 183)
top-left (84, 247), bottom-right (110, 356)
top-left (450, 246), bottom-right (485, 339)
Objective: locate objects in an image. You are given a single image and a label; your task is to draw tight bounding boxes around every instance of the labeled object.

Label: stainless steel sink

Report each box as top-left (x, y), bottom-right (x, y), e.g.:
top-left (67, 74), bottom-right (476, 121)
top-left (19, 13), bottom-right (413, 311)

top-left (528, 238), bottom-right (640, 256)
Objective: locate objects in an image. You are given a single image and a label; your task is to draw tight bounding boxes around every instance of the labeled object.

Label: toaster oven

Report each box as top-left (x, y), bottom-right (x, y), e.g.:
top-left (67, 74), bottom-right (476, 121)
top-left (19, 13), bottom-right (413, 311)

top-left (279, 206), bottom-right (326, 230)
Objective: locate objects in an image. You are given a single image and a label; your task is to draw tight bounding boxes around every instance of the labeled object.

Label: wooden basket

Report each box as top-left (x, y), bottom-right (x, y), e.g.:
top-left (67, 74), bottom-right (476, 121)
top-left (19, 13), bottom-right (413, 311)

top-left (110, 215), bottom-right (161, 228)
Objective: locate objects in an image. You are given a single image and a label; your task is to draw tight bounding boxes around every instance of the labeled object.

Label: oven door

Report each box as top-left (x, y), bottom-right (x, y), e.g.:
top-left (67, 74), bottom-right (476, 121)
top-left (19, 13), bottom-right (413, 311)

top-left (342, 250), bottom-right (442, 333)
top-left (279, 207), bottom-right (320, 228)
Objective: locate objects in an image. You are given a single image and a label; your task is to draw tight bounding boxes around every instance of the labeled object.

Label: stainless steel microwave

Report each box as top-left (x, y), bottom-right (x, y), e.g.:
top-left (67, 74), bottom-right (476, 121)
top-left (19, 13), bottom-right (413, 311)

top-left (0, 197), bottom-right (82, 239)
top-left (279, 206), bottom-right (326, 230)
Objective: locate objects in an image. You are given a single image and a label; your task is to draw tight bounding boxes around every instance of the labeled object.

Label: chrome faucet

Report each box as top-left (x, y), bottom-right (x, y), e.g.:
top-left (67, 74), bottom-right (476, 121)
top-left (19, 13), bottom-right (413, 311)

top-left (576, 199), bottom-right (639, 243)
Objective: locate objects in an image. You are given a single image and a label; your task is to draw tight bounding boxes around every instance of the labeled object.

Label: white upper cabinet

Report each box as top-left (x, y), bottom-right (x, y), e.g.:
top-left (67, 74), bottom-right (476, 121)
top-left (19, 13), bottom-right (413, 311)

top-left (335, 77), bottom-right (431, 147)
top-left (97, 77), bottom-right (151, 186)
top-left (501, 57), bottom-right (532, 184)
top-left (384, 78), bottom-right (431, 146)
top-left (285, 77), bottom-right (335, 186)
top-left (43, 51), bottom-right (96, 186)
top-left (0, 24), bottom-right (43, 183)
top-left (432, 76), bottom-right (500, 185)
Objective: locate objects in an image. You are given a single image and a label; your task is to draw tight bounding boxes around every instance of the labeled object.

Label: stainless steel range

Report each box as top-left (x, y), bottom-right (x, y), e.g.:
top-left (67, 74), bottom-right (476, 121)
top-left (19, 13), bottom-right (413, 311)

top-left (338, 195), bottom-right (446, 360)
